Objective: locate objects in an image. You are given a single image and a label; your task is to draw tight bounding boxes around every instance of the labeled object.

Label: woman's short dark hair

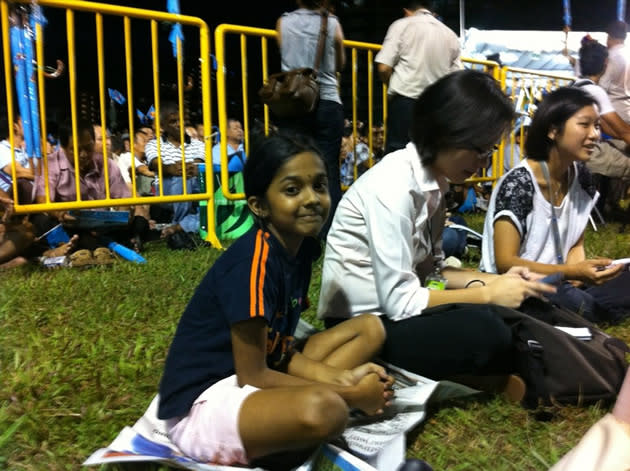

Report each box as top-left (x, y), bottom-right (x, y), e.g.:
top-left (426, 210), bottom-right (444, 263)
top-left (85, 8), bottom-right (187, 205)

top-left (579, 41), bottom-right (608, 77)
top-left (243, 129), bottom-right (325, 200)
top-left (525, 87), bottom-right (598, 161)
top-left (409, 69), bottom-right (514, 166)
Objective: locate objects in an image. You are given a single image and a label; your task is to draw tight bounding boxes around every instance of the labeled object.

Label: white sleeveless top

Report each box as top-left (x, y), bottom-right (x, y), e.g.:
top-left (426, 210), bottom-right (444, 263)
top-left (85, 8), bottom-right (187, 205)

top-left (481, 159), bottom-right (598, 273)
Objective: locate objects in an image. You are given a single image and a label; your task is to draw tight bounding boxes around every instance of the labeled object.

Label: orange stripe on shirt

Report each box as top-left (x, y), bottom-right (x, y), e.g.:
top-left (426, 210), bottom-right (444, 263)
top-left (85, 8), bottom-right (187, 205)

top-left (257, 233), bottom-right (270, 317)
top-left (249, 230), bottom-right (263, 317)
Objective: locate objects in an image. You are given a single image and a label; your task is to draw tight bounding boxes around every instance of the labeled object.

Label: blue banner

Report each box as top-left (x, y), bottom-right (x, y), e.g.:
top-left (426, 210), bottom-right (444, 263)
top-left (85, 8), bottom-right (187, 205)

top-left (167, 0), bottom-right (183, 58)
top-left (23, 22), bottom-right (41, 158)
top-left (563, 0), bottom-right (572, 27)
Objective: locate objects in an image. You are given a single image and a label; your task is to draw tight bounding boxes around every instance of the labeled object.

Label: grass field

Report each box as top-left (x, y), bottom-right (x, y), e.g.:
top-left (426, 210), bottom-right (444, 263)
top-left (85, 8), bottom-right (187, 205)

top-left (0, 213), bottom-right (629, 471)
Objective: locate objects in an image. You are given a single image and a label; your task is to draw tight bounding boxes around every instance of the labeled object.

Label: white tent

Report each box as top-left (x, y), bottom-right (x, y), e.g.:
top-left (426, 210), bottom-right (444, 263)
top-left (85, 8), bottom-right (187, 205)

top-left (462, 28), bottom-right (608, 74)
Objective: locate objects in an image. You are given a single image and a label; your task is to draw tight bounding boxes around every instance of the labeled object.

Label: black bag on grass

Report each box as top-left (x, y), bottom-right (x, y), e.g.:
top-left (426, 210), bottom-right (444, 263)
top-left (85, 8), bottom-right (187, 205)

top-left (166, 231), bottom-right (207, 251)
top-left (499, 298), bottom-right (630, 409)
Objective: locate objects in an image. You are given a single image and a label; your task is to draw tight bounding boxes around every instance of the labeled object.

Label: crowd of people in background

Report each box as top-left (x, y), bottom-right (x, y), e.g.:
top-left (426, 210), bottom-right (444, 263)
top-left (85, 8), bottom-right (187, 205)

top-left (0, 103), bottom-right (253, 268)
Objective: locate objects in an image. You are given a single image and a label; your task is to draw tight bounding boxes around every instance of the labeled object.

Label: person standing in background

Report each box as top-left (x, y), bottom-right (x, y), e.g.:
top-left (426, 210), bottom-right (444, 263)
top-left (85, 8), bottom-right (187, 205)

top-left (599, 20), bottom-right (630, 124)
top-left (375, 0), bottom-right (462, 154)
top-left (275, 0), bottom-right (346, 239)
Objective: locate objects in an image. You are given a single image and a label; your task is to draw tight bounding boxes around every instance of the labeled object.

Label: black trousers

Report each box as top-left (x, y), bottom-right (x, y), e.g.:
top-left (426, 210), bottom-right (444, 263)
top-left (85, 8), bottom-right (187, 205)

top-left (326, 304), bottom-right (515, 379)
top-left (385, 94), bottom-right (416, 155)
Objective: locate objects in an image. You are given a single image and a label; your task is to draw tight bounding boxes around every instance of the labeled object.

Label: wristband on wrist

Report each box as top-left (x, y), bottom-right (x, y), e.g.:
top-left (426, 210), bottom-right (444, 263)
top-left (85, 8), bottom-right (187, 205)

top-left (465, 279), bottom-right (486, 288)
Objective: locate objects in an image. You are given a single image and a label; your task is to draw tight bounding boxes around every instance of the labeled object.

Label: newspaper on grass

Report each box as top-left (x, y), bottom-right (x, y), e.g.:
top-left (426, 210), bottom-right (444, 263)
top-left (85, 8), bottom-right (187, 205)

top-left (84, 320), bottom-right (479, 470)
top-left (82, 394), bottom-right (376, 471)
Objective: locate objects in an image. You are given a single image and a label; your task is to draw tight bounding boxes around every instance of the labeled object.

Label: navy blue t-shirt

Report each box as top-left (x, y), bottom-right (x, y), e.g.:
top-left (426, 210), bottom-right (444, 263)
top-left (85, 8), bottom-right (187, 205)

top-left (158, 228), bottom-right (321, 420)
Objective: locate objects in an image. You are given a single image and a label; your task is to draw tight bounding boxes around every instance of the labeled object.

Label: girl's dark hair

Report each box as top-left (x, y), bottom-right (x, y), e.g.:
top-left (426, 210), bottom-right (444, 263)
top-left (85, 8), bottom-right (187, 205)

top-left (410, 69), bottom-right (514, 166)
top-left (243, 129), bottom-right (325, 200)
top-left (525, 87), bottom-right (597, 161)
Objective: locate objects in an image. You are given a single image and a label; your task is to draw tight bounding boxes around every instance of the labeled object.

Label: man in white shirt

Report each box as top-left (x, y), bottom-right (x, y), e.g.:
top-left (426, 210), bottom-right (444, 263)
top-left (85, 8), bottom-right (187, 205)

top-left (375, 0), bottom-right (462, 154)
top-left (575, 40), bottom-right (630, 179)
top-left (599, 20), bottom-right (630, 124)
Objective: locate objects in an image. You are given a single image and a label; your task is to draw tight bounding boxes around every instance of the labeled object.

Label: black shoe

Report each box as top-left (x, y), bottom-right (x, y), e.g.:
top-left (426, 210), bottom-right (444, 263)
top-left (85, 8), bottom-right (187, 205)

top-left (397, 458), bottom-right (434, 471)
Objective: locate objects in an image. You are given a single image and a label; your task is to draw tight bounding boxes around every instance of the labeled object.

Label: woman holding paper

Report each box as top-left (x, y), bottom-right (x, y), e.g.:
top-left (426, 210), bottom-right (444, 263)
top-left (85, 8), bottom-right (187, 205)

top-left (481, 86), bottom-right (630, 324)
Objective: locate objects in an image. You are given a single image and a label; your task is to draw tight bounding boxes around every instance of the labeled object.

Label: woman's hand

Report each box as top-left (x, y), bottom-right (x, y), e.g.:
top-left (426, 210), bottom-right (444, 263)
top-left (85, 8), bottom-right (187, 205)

top-left (484, 273), bottom-right (557, 308)
top-left (566, 259), bottom-right (624, 285)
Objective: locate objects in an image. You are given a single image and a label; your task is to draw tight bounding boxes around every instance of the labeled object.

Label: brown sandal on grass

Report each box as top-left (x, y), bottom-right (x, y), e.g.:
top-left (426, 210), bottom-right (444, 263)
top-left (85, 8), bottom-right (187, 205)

top-left (69, 249), bottom-right (94, 267)
top-left (92, 247), bottom-right (116, 265)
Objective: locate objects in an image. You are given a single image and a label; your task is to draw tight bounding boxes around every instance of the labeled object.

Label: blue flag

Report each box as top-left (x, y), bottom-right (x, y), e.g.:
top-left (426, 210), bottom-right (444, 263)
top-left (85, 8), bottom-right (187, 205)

top-left (136, 109), bottom-right (148, 125)
top-left (167, 0), bottom-right (184, 58)
top-left (108, 88), bottom-right (126, 105)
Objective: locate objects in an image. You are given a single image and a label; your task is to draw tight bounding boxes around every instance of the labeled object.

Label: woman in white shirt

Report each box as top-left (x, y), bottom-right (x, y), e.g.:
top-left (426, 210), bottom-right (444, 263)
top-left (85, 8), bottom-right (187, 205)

top-left (317, 70), bottom-right (555, 393)
top-left (482, 86), bottom-right (630, 324)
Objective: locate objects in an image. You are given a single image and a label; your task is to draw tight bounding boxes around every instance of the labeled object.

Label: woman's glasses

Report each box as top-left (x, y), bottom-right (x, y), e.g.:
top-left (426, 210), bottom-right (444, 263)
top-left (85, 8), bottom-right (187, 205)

top-left (473, 144), bottom-right (499, 161)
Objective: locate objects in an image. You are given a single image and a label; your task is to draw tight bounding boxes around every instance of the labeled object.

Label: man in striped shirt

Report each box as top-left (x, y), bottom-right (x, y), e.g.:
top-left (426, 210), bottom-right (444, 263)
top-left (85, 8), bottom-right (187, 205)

top-left (145, 101), bottom-right (206, 237)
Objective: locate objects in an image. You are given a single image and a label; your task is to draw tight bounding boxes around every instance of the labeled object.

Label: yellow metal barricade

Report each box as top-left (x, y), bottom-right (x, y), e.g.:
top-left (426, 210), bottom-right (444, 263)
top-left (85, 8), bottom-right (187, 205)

top-left (1, 0), bottom-right (221, 247)
top-left (498, 66), bottom-right (576, 180)
top-left (213, 23), bottom-right (271, 201)
top-left (213, 26), bottom-right (389, 196)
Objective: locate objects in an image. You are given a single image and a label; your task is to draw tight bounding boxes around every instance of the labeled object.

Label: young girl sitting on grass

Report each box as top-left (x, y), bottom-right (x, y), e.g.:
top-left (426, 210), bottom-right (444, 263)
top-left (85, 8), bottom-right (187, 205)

top-left (157, 130), bottom-right (393, 468)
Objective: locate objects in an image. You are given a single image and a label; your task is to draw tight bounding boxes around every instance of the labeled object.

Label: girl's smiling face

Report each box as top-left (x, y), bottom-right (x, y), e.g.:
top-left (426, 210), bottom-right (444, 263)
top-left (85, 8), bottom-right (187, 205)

top-left (250, 151), bottom-right (330, 255)
top-left (549, 104), bottom-right (600, 163)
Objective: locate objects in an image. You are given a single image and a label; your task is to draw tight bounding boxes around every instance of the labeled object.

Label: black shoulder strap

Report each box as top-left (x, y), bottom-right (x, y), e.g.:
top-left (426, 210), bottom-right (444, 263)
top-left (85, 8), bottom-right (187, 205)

top-left (572, 78), bottom-right (594, 88)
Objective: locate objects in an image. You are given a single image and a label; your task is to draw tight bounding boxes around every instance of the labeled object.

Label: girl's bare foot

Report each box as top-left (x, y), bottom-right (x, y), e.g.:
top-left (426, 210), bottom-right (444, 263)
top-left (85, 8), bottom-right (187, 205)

top-left (42, 234), bottom-right (79, 257)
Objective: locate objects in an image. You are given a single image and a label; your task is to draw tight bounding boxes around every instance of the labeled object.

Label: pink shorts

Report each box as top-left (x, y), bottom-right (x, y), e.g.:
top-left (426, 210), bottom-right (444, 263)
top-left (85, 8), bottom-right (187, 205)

top-left (167, 375), bottom-right (259, 465)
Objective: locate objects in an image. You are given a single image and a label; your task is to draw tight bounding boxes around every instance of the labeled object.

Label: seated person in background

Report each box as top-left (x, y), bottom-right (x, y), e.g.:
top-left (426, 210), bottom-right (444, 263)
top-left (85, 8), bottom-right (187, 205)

top-left (93, 124), bottom-right (113, 161)
top-left (36, 119), bottom-right (130, 206)
top-left (34, 119), bottom-right (149, 256)
top-left (317, 70), bottom-right (555, 398)
top-left (550, 366), bottom-right (630, 471)
top-left (211, 118), bottom-right (245, 173)
top-left (185, 123), bottom-right (199, 141)
top-left (146, 101), bottom-right (205, 238)
top-left (371, 123), bottom-right (386, 164)
top-left (339, 122), bottom-right (374, 186)
top-left (442, 214), bottom-right (471, 262)
top-left (0, 190), bottom-right (34, 269)
top-left (121, 132), bottom-right (131, 154)
top-left (481, 87), bottom-right (630, 324)
top-left (116, 128), bottom-right (154, 193)
top-left (157, 130), bottom-right (392, 468)
top-left (0, 111), bottom-right (34, 204)
top-left (572, 39), bottom-right (630, 180)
